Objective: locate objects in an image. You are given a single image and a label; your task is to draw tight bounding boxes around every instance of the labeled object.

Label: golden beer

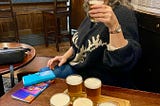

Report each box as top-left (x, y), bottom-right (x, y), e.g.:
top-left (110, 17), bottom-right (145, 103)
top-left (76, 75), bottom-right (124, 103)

top-left (84, 77), bottom-right (102, 102)
top-left (73, 97), bottom-right (93, 106)
top-left (88, 0), bottom-right (104, 22)
top-left (66, 74), bottom-right (83, 97)
top-left (50, 93), bottom-right (70, 106)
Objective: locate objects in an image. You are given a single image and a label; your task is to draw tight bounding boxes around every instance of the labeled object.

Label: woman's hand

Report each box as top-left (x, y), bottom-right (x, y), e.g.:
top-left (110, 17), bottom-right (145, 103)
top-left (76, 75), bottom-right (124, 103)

top-left (47, 47), bottom-right (74, 69)
top-left (47, 56), bottom-right (67, 69)
top-left (89, 4), bottom-right (128, 49)
top-left (88, 4), bottom-right (119, 32)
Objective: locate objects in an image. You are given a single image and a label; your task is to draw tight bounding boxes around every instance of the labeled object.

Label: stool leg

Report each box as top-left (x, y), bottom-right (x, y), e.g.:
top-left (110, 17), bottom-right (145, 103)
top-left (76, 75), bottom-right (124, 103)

top-left (56, 18), bottom-right (61, 52)
top-left (43, 12), bottom-right (49, 47)
top-left (0, 75), bottom-right (5, 97)
top-left (10, 65), bottom-right (15, 87)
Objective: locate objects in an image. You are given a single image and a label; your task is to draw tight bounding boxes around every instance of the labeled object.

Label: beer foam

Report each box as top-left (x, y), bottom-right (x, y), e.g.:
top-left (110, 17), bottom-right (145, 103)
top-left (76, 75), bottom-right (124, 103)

top-left (73, 97), bottom-right (93, 106)
top-left (98, 102), bottom-right (118, 106)
top-left (66, 75), bottom-right (82, 85)
top-left (84, 78), bottom-right (101, 89)
top-left (50, 93), bottom-right (70, 106)
top-left (89, 1), bottom-right (104, 5)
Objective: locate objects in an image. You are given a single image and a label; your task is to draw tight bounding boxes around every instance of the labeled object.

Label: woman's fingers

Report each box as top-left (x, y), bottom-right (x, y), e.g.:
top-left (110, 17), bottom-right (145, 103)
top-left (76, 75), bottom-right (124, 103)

top-left (47, 59), bottom-right (54, 69)
top-left (89, 4), bottom-right (118, 28)
top-left (58, 58), bottom-right (67, 67)
top-left (89, 5), bottom-right (112, 19)
top-left (58, 61), bottom-right (64, 67)
top-left (47, 57), bottom-right (60, 69)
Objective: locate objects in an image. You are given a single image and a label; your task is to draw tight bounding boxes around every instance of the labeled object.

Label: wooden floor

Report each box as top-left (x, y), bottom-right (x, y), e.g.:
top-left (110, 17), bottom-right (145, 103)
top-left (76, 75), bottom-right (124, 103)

top-left (34, 42), bottom-right (70, 57)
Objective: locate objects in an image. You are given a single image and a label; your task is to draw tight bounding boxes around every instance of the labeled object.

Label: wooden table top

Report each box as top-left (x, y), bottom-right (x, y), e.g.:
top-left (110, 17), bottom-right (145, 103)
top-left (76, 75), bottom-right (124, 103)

top-left (0, 42), bottom-right (36, 75)
top-left (0, 78), bottom-right (160, 106)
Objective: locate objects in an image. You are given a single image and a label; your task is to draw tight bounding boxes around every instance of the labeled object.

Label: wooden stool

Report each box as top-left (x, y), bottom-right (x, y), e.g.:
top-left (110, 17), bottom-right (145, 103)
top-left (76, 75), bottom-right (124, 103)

top-left (17, 56), bottom-right (52, 82)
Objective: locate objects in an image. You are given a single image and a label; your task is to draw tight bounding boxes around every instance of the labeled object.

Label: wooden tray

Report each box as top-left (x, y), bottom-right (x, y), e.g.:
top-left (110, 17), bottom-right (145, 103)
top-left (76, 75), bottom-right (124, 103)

top-left (98, 95), bottom-right (130, 106)
top-left (64, 89), bottom-right (131, 106)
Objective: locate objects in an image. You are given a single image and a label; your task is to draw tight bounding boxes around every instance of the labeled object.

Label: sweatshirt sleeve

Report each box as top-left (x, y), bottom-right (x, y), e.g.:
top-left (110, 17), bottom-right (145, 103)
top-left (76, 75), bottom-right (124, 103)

top-left (103, 5), bottom-right (142, 72)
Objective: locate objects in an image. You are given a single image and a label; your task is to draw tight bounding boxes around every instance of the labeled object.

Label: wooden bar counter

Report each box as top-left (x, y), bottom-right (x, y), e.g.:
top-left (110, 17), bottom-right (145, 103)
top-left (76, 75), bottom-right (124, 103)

top-left (0, 78), bottom-right (160, 106)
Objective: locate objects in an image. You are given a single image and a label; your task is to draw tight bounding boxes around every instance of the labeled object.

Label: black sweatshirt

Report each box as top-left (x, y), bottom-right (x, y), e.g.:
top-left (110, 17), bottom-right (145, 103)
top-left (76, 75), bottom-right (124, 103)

top-left (68, 5), bottom-right (141, 86)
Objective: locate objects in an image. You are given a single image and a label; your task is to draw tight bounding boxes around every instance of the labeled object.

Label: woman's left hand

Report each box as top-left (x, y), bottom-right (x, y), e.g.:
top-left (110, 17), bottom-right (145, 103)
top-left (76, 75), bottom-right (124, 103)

top-left (88, 4), bottom-right (119, 31)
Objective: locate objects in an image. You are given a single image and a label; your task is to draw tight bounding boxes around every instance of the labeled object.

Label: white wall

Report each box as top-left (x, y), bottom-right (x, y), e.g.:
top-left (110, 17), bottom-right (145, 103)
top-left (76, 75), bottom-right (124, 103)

top-left (131, 0), bottom-right (160, 15)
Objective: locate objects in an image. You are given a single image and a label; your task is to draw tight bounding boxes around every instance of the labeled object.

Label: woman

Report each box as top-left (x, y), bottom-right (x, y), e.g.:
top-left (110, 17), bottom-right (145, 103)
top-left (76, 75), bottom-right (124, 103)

top-left (47, 0), bottom-right (141, 88)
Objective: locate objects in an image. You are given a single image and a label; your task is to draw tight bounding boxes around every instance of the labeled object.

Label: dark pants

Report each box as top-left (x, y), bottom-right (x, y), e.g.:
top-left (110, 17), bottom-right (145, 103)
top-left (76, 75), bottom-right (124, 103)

top-left (39, 64), bottom-right (76, 79)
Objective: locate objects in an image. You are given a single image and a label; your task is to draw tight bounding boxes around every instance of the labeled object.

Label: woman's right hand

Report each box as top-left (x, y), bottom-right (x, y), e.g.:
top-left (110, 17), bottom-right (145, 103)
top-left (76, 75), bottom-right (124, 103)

top-left (48, 47), bottom-right (74, 69)
top-left (47, 56), bottom-right (67, 69)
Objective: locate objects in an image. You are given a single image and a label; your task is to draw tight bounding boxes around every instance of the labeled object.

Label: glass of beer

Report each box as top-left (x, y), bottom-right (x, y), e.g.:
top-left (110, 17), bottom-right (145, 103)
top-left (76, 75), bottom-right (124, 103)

top-left (50, 93), bottom-right (70, 106)
top-left (73, 97), bottom-right (93, 106)
top-left (88, 0), bottom-right (104, 22)
top-left (98, 101), bottom-right (119, 106)
top-left (84, 77), bottom-right (102, 103)
top-left (66, 74), bottom-right (83, 99)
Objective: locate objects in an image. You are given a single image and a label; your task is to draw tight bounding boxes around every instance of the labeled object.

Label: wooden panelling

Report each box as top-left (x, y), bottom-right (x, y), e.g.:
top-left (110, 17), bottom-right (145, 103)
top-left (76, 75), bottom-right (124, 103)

top-left (0, 2), bottom-right (54, 35)
top-left (71, 0), bottom-right (85, 29)
top-left (0, 1), bottom-right (86, 35)
top-left (31, 12), bottom-right (43, 33)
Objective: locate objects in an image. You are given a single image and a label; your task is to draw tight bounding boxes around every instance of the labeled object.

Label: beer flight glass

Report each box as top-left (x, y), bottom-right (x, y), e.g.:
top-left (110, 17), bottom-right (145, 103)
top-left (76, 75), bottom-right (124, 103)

top-left (73, 97), bottom-right (93, 106)
top-left (88, 0), bottom-right (104, 22)
top-left (84, 77), bottom-right (102, 104)
top-left (50, 93), bottom-right (70, 106)
top-left (98, 101), bottom-right (118, 106)
top-left (66, 74), bottom-right (83, 99)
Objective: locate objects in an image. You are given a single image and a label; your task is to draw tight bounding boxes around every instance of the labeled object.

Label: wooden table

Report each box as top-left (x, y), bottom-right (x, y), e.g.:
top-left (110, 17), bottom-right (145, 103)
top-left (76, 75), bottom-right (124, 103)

top-left (0, 42), bottom-right (36, 96)
top-left (0, 78), bottom-right (160, 106)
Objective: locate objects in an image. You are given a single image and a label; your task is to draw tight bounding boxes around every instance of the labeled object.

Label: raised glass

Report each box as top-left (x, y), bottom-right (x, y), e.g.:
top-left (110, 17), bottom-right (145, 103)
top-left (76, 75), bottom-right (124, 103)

top-left (88, 0), bottom-right (104, 22)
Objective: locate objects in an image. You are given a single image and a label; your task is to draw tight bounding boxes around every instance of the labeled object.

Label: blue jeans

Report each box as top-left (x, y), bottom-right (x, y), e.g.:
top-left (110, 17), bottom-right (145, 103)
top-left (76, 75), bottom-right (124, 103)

top-left (39, 64), bottom-right (76, 78)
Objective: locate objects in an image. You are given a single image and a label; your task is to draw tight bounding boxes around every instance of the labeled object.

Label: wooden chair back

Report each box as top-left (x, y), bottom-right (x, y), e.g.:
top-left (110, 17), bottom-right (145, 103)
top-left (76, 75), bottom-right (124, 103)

top-left (0, 0), bottom-right (19, 42)
top-left (42, 0), bottom-right (72, 52)
top-left (54, 0), bottom-right (72, 35)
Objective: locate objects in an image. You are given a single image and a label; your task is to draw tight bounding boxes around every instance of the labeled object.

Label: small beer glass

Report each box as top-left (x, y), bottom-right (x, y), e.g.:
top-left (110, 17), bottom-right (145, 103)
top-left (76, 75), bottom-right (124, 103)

top-left (84, 77), bottom-right (102, 103)
top-left (88, 0), bottom-right (104, 22)
top-left (98, 101), bottom-right (119, 106)
top-left (50, 93), bottom-right (70, 106)
top-left (73, 97), bottom-right (93, 106)
top-left (66, 74), bottom-right (83, 98)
